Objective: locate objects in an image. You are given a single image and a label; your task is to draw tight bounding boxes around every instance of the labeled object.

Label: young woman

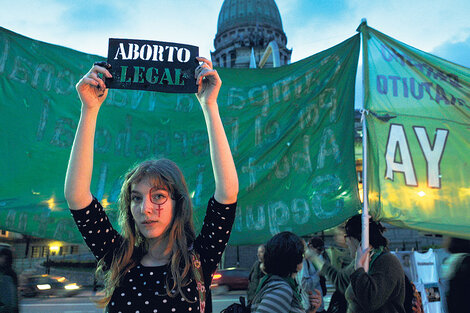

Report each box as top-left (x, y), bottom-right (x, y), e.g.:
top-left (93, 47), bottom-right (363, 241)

top-left (64, 57), bottom-right (238, 313)
top-left (343, 215), bottom-right (405, 313)
top-left (309, 215), bottom-right (405, 313)
top-left (250, 232), bottom-right (322, 313)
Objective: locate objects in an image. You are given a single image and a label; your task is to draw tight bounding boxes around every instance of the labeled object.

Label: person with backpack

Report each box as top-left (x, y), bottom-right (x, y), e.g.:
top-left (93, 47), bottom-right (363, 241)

top-left (250, 232), bottom-right (322, 313)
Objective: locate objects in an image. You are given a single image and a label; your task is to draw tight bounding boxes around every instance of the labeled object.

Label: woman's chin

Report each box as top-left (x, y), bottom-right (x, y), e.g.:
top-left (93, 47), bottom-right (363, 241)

top-left (141, 229), bottom-right (165, 240)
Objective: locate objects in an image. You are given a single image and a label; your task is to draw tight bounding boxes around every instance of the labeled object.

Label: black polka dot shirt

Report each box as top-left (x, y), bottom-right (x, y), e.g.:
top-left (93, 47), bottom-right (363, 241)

top-left (71, 196), bottom-right (237, 313)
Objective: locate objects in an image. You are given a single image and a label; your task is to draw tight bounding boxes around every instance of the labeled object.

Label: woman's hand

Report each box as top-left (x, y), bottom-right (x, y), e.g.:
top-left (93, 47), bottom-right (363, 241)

top-left (195, 56), bottom-right (221, 107)
top-left (76, 63), bottom-right (112, 110)
top-left (355, 245), bottom-right (371, 272)
top-left (307, 289), bottom-right (322, 313)
top-left (260, 262), bottom-right (266, 274)
top-left (305, 247), bottom-right (325, 270)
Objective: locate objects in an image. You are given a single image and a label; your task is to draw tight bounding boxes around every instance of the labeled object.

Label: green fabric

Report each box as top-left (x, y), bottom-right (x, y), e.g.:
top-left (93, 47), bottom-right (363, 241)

top-left (369, 246), bottom-right (384, 270)
top-left (359, 24), bottom-right (470, 239)
top-left (284, 276), bottom-right (302, 305)
top-left (0, 26), bottom-right (361, 244)
top-left (255, 274), bottom-right (271, 295)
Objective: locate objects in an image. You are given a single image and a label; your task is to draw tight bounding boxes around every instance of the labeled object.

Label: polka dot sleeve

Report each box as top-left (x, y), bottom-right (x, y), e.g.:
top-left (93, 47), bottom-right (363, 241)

top-left (70, 197), bottom-right (122, 266)
top-left (194, 196), bottom-right (237, 284)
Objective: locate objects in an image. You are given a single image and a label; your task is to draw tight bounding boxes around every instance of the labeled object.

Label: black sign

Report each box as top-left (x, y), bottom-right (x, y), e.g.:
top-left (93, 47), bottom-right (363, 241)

top-left (105, 38), bottom-right (199, 93)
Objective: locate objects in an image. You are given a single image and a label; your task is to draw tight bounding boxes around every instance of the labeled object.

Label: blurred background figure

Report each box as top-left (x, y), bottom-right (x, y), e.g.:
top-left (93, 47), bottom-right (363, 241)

top-left (308, 226), bottom-right (352, 313)
top-left (0, 244), bottom-right (19, 313)
top-left (307, 237), bottom-right (328, 298)
top-left (442, 237), bottom-right (470, 313)
top-left (247, 244), bottom-right (265, 305)
top-left (250, 232), bottom-right (322, 313)
top-left (328, 226), bottom-right (353, 271)
top-left (300, 237), bottom-right (326, 313)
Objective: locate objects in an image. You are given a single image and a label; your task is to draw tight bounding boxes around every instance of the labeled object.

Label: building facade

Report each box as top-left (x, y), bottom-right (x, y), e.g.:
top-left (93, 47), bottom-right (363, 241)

top-left (211, 0), bottom-right (292, 68)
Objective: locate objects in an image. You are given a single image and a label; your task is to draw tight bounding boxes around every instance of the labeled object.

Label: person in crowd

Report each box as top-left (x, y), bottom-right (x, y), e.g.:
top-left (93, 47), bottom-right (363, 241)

top-left (442, 236), bottom-right (470, 313)
top-left (250, 231), bottom-right (322, 313)
top-left (310, 215), bottom-right (405, 313)
top-left (299, 238), bottom-right (326, 313)
top-left (307, 237), bottom-right (327, 298)
top-left (308, 226), bottom-right (352, 313)
top-left (64, 57), bottom-right (238, 312)
top-left (247, 244), bottom-right (266, 305)
top-left (328, 225), bottom-right (353, 271)
top-left (0, 244), bottom-right (19, 313)
top-left (343, 215), bottom-right (405, 313)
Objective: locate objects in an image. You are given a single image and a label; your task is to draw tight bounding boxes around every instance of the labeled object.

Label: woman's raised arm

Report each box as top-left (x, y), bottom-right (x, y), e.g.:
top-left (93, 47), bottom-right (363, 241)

top-left (64, 63), bottom-right (112, 210)
top-left (195, 57), bottom-right (238, 204)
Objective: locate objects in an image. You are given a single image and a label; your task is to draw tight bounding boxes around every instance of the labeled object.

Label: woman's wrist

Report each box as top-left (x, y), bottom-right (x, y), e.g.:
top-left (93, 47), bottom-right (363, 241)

top-left (80, 104), bottom-right (101, 116)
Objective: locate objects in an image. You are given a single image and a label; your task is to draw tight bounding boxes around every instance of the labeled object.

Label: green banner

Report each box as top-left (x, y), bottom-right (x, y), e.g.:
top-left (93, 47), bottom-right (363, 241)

top-left (360, 24), bottom-right (470, 239)
top-left (0, 27), bottom-right (361, 245)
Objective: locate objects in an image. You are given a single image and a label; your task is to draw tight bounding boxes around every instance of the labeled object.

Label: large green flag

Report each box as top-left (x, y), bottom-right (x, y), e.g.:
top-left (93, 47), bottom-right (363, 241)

top-left (360, 24), bottom-right (470, 238)
top-left (0, 27), bottom-right (361, 244)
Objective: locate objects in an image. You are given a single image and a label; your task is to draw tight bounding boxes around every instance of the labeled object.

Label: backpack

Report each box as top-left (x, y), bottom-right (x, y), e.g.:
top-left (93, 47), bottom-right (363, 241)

top-left (404, 274), bottom-right (424, 313)
top-left (326, 290), bottom-right (348, 313)
top-left (220, 296), bottom-right (250, 313)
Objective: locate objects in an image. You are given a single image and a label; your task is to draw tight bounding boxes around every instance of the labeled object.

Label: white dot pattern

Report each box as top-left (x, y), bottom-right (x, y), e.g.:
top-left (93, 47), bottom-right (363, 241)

top-left (71, 196), bottom-right (237, 312)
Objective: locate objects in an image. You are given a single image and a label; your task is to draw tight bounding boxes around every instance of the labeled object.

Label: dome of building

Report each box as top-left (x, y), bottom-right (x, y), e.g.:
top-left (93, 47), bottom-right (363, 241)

top-left (211, 0), bottom-right (291, 68)
top-left (217, 0), bottom-right (284, 35)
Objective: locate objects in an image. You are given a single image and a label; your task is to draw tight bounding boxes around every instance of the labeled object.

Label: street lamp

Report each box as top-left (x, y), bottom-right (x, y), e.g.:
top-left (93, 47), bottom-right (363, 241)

top-left (45, 243), bottom-right (61, 274)
top-left (49, 244), bottom-right (60, 255)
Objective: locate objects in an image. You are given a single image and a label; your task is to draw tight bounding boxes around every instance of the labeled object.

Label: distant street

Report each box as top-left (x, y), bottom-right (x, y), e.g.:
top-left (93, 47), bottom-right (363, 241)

top-left (21, 288), bottom-right (331, 312)
top-left (21, 295), bottom-right (102, 313)
top-left (20, 290), bottom-right (244, 313)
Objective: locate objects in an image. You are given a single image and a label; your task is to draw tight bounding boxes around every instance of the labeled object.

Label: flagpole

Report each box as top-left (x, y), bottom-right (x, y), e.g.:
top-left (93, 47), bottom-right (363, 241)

top-left (358, 18), bottom-right (370, 271)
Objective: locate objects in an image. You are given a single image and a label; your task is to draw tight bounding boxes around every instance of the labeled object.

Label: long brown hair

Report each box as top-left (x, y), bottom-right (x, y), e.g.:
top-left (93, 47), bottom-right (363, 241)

top-left (96, 159), bottom-right (196, 307)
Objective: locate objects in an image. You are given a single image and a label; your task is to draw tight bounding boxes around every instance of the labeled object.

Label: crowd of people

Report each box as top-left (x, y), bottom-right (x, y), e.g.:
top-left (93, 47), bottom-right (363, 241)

top-left (246, 215), bottom-right (406, 313)
top-left (246, 215), bottom-right (470, 313)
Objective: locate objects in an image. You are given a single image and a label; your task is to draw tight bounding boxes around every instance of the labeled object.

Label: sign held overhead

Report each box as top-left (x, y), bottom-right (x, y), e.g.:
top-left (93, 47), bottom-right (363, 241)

top-left (106, 38), bottom-right (199, 93)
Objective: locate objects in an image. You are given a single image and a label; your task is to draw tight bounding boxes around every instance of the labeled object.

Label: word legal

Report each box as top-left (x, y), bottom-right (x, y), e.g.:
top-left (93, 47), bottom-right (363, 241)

top-left (119, 66), bottom-right (185, 86)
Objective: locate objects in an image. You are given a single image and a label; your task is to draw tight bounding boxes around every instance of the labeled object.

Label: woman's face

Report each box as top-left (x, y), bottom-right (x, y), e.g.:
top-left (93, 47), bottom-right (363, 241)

top-left (257, 246), bottom-right (265, 262)
top-left (334, 227), bottom-right (347, 248)
top-left (130, 178), bottom-right (175, 239)
top-left (345, 235), bottom-right (360, 258)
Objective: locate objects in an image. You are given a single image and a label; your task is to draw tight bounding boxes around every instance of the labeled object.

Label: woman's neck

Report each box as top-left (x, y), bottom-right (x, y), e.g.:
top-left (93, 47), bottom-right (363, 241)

top-left (141, 236), bottom-right (171, 266)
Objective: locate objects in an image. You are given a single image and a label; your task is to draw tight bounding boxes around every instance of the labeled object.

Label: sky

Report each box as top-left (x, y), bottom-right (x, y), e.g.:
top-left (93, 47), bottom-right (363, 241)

top-left (1, 0), bottom-right (470, 69)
